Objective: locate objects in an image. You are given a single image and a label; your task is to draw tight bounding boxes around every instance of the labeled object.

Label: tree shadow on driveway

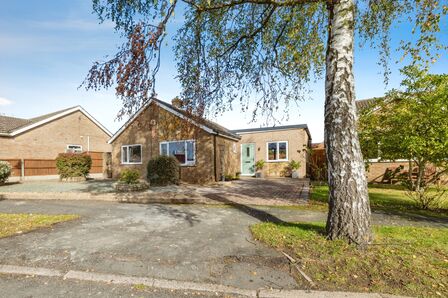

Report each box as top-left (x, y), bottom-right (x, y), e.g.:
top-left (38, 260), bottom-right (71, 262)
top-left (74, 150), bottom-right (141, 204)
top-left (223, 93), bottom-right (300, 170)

top-left (149, 204), bottom-right (201, 226)
top-left (204, 193), bottom-right (285, 224)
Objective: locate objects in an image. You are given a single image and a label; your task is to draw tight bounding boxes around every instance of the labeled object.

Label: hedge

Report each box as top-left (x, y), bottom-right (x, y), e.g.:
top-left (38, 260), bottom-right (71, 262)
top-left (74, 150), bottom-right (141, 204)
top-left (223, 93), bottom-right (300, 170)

top-left (147, 156), bottom-right (179, 186)
top-left (55, 153), bottom-right (92, 178)
top-left (0, 161), bottom-right (12, 184)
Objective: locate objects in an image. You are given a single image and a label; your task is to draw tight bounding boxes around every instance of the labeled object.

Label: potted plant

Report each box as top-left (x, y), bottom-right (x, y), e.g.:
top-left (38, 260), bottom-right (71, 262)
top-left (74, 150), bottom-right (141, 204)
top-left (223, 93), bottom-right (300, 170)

top-left (255, 160), bottom-right (265, 178)
top-left (289, 160), bottom-right (301, 179)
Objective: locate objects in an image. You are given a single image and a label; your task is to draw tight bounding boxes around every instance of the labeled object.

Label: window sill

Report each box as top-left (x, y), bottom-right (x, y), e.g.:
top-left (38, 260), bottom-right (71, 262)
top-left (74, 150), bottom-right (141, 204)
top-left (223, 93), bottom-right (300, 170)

top-left (121, 162), bottom-right (143, 165)
top-left (180, 163), bottom-right (196, 167)
top-left (266, 160), bottom-right (288, 163)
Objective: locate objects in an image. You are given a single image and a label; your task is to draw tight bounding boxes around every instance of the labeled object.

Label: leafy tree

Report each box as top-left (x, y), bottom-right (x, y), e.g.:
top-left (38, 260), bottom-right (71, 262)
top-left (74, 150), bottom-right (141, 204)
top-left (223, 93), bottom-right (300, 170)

top-left (84, 0), bottom-right (447, 245)
top-left (359, 66), bottom-right (448, 209)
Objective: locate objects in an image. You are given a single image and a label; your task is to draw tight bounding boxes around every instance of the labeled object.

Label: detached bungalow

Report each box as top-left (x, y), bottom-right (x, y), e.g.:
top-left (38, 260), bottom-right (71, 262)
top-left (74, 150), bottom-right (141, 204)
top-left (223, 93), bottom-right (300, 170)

top-left (109, 98), bottom-right (312, 183)
top-left (0, 106), bottom-right (112, 179)
top-left (0, 106), bottom-right (112, 159)
top-left (108, 98), bottom-right (241, 184)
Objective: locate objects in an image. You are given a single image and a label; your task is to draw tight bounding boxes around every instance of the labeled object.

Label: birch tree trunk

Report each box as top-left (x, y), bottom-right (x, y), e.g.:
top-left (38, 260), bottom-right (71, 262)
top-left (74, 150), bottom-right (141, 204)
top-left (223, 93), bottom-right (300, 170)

top-left (324, 0), bottom-right (372, 245)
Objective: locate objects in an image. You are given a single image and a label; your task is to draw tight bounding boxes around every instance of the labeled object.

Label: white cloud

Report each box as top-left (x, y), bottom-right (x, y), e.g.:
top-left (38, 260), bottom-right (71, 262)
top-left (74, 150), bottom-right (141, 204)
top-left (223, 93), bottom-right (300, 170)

top-left (0, 97), bottom-right (13, 106)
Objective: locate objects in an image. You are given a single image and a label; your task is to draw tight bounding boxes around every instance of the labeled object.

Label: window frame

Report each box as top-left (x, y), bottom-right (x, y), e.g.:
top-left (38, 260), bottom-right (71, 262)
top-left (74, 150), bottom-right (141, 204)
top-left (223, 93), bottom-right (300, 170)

top-left (66, 144), bottom-right (83, 153)
top-left (266, 141), bottom-right (289, 162)
top-left (159, 140), bottom-right (196, 166)
top-left (121, 144), bottom-right (143, 165)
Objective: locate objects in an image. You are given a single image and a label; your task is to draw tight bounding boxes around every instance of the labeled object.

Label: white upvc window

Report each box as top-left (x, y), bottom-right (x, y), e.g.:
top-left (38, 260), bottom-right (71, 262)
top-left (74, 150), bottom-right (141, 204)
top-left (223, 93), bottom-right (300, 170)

top-left (66, 144), bottom-right (83, 153)
top-left (159, 140), bottom-right (196, 166)
top-left (266, 141), bottom-right (288, 162)
top-left (121, 144), bottom-right (142, 164)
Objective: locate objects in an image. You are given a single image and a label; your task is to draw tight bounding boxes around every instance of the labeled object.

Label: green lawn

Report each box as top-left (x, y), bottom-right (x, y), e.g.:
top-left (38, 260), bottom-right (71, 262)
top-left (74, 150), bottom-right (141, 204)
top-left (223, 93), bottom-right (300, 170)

top-left (251, 222), bottom-right (448, 297)
top-left (0, 213), bottom-right (79, 238)
top-left (309, 184), bottom-right (448, 219)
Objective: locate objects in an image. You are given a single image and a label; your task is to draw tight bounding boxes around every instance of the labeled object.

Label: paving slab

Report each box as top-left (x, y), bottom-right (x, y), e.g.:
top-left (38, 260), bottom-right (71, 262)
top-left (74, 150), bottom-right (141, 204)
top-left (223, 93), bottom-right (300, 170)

top-left (0, 178), bottom-right (310, 206)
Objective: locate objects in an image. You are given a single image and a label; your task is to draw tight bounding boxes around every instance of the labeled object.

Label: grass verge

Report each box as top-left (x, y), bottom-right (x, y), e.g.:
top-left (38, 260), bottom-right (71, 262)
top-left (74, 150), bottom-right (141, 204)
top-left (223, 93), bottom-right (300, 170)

top-left (310, 184), bottom-right (448, 219)
top-left (0, 213), bottom-right (79, 238)
top-left (251, 222), bottom-right (448, 297)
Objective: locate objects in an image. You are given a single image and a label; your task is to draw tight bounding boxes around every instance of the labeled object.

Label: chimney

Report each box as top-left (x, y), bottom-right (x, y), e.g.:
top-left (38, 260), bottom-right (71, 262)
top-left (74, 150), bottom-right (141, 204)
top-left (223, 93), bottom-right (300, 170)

top-left (171, 97), bottom-right (183, 108)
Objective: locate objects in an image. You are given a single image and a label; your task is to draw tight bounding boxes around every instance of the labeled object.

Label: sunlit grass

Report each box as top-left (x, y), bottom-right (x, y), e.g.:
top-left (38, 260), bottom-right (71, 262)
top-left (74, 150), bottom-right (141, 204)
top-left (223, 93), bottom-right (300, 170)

top-left (0, 213), bottom-right (79, 238)
top-left (251, 222), bottom-right (448, 297)
top-left (309, 184), bottom-right (448, 219)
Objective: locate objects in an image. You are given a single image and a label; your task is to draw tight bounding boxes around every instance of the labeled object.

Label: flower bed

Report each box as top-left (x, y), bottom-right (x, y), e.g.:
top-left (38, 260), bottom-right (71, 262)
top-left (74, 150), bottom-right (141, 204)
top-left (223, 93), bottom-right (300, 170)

top-left (114, 181), bottom-right (150, 192)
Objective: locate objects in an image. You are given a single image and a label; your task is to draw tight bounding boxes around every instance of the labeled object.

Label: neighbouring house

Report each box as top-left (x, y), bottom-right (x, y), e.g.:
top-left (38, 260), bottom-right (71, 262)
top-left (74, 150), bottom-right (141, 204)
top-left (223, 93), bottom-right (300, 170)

top-left (356, 98), bottom-right (415, 183)
top-left (231, 125), bottom-right (311, 178)
top-left (310, 98), bottom-right (415, 183)
top-left (0, 106), bottom-right (112, 179)
top-left (108, 98), bottom-right (241, 184)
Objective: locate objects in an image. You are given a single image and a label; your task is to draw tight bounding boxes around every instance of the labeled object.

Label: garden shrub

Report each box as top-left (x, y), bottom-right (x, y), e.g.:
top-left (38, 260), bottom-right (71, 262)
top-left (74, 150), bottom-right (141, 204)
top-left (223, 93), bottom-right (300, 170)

top-left (255, 160), bottom-right (265, 171)
top-left (0, 161), bottom-right (12, 184)
top-left (147, 156), bottom-right (179, 186)
top-left (119, 168), bottom-right (140, 184)
top-left (55, 153), bottom-right (92, 178)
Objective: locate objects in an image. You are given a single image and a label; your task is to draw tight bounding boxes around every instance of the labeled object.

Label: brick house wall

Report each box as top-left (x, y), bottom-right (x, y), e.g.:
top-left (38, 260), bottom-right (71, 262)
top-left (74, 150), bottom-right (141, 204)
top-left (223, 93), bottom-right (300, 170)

top-left (237, 128), bottom-right (310, 178)
top-left (0, 111), bottom-right (111, 159)
top-left (215, 135), bottom-right (240, 179)
top-left (111, 102), bottom-right (239, 184)
top-left (366, 161), bottom-right (412, 182)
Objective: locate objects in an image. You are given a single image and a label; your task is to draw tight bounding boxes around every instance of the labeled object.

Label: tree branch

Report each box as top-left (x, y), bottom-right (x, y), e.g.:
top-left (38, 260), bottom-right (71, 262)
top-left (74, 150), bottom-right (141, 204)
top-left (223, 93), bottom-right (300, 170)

top-left (182, 0), bottom-right (329, 12)
top-left (218, 5), bottom-right (277, 58)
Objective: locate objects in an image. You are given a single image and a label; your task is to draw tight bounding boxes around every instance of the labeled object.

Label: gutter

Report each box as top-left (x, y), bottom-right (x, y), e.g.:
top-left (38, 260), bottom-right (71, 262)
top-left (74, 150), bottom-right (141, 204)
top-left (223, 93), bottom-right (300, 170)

top-left (214, 131), bottom-right (241, 142)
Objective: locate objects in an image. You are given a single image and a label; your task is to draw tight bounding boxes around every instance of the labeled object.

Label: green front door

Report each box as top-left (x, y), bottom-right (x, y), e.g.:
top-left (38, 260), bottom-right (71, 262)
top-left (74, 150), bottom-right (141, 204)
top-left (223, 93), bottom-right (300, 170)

top-left (241, 143), bottom-right (255, 175)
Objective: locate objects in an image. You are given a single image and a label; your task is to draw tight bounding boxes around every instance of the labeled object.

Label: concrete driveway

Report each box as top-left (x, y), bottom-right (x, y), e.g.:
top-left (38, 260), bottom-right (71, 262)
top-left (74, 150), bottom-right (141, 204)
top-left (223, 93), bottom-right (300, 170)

top-left (0, 199), bottom-right (445, 296)
top-left (0, 200), bottom-right (299, 291)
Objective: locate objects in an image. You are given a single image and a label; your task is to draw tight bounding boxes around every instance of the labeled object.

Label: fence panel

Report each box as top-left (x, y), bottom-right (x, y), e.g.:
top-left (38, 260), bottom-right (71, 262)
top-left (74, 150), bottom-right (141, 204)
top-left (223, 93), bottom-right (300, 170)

top-left (2, 152), bottom-right (106, 177)
top-left (24, 159), bottom-right (57, 176)
top-left (87, 151), bottom-right (104, 174)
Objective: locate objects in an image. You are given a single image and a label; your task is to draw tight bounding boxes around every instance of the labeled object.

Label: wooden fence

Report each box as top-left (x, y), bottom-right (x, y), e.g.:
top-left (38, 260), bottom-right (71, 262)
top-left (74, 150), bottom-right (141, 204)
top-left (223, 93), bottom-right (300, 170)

top-left (88, 151), bottom-right (104, 174)
top-left (309, 148), bottom-right (327, 181)
top-left (24, 159), bottom-right (58, 176)
top-left (1, 152), bottom-right (105, 177)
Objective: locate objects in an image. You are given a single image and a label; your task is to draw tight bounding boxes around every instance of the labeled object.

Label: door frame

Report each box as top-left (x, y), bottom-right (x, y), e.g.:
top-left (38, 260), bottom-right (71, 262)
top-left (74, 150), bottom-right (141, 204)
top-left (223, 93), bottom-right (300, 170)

top-left (240, 143), bottom-right (256, 176)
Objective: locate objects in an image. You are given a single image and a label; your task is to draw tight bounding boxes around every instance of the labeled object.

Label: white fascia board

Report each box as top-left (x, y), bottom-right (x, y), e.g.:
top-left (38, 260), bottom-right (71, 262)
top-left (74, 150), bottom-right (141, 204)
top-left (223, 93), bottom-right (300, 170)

top-left (10, 106), bottom-right (112, 137)
top-left (235, 128), bottom-right (302, 135)
top-left (215, 133), bottom-right (241, 142)
top-left (368, 158), bottom-right (411, 163)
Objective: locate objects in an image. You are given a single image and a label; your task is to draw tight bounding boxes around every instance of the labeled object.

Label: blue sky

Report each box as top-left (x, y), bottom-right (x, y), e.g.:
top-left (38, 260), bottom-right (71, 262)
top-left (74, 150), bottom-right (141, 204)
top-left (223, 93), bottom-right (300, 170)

top-left (0, 1), bottom-right (447, 142)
